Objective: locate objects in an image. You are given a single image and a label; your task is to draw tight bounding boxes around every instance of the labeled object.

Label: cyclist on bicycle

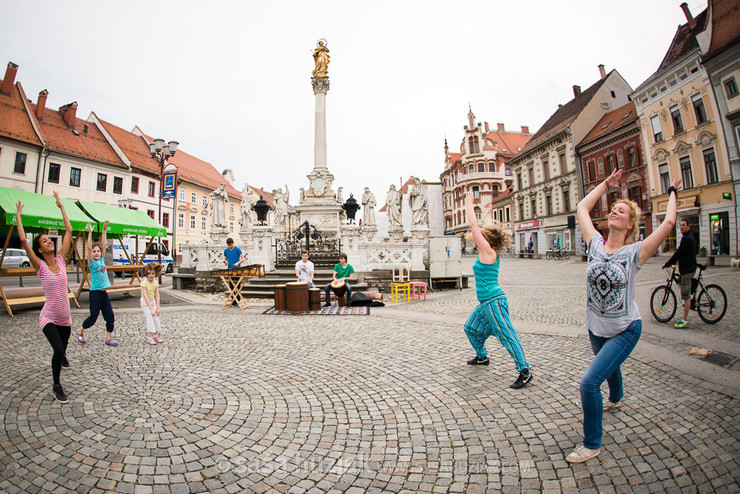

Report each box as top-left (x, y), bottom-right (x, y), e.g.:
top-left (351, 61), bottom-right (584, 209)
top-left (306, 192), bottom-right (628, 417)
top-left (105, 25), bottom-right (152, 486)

top-left (662, 218), bottom-right (697, 329)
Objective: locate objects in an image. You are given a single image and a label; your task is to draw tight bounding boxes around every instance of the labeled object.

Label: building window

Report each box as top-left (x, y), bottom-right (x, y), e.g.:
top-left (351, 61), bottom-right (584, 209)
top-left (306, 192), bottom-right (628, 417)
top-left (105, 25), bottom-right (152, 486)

top-left (659, 163), bottom-right (670, 193)
top-left (506, 207), bottom-right (510, 222)
top-left (617, 150), bottom-right (624, 168)
top-left (14, 152), bottom-right (26, 174)
top-left (724, 77), bottom-right (738, 99)
top-left (162, 212), bottom-right (170, 228)
top-left (148, 181), bottom-right (155, 197)
top-left (587, 160), bottom-right (596, 181)
top-left (516, 172), bottom-right (522, 190)
top-left (629, 185), bottom-right (643, 210)
top-left (627, 147), bottom-right (637, 168)
top-left (48, 163), bottom-right (60, 184)
top-left (201, 215), bottom-right (207, 231)
top-left (190, 214), bottom-right (196, 229)
top-left (559, 153), bottom-right (567, 175)
top-left (229, 221), bottom-right (234, 233)
top-left (202, 195), bottom-right (208, 208)
top-left (178, 212), bottom-right (184, 228)
top-left (563, 190), bottom-right (570, 212)
top-left (70, 167), bottom-right (81, 187)
top-left (230, 203), bottom-right (234, 214)
top-left (545, 195), bottom-right (552, 215)
top-left (476, 162), bottom-right (484, 173)
top-left (692, 93), bottom-right (707, 124)
top-left (703, 148), bottom-right (718, 184)
top-left (191, 192), bottom-right (197, 203)
top-left (146, 209), bottom-right (154, 219)
top-left (179, 187), bottom-right (185, 201)
top-left (468, 163), bottom-right (474, 174)
top-left (97, 173), bottom-right (107, 192)
top-left (670, 105), bottom-right (684, 133)
top-left (472, 186), bottom-right (480, 198)
top-left (597, 158), bottom-right (604, 175)
top-left (131, 176), bottom-right (139, 194)
top-left (530, 198), bottom-right (537, 218)
top-left (468, 135), bottom-right (480, 154)
top-left (680, 156), bottom-right (693, 189)
top-left (528, 167), bottom-right (534, 186)
top-left (505, 163), bottom-right (511, 175)
top-left (606, 155), bottom-right (615, 174)
top-left (518, 201), bottom-right (524, 221)
top-left (113, 176), bottom-right (123, 194)
top-left (542, 159), bottom-right (550, 181)
top-left (492, 184), bottom-right (499, 197)
top-left (651, 115), bottom-right (663, 142)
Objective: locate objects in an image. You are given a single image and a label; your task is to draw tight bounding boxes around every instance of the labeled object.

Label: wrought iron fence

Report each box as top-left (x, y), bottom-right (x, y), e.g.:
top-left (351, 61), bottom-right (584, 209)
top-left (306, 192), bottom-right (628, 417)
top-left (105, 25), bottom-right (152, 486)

top-left (274, 221), bottom-right (341, 268)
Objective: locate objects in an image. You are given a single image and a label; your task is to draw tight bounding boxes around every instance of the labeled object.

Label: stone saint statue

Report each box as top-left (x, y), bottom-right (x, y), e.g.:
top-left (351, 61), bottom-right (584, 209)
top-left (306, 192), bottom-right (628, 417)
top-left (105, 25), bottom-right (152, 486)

top-left (240, 184), bottom-right (253, 229)
top-left (386, 184), bottom-right (402, 228)
top-left (336, 187), bottom-right (344, 204)
top-left (210, 184), bottom-right (228, 228)
top-left (312, 39), bottom-right (330, 77)
top-left (361, 187), bottom-right (376, 226)
top-left (409, 177), bottom-right (428, 226)
top-left (299, 187), bottom-right (306, 204)
top-left (273, 185), bottom-right (289, 228)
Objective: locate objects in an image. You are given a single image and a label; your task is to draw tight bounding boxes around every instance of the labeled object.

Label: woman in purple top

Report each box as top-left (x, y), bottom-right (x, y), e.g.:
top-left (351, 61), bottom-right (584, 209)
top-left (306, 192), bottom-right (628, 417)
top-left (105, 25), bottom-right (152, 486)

top-left (567, 169), bottom-right (681, 463)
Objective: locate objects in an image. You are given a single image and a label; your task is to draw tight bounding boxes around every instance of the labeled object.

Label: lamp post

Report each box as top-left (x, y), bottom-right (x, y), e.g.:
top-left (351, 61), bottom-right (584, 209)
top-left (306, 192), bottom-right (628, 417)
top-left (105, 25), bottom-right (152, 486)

top-left (253, 196), bottom-right (270, 225)
top-left (149, 138), bottom-right (178, 281)
top-left (342, 194), bottom-right (360, 224)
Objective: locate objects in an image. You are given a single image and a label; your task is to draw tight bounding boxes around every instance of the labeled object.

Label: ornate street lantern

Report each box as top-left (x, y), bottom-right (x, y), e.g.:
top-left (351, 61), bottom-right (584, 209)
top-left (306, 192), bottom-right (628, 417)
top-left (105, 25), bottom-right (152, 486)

top-left (342, 194), bottom-right (360, 224)
top-left (253, 196), bottom-right (270, 225)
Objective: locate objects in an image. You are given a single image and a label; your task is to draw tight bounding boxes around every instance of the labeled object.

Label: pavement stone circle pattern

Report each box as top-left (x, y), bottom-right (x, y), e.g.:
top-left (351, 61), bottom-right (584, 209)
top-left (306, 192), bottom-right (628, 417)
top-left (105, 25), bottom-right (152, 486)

top-left (0, 256), bottom-right (738, 493)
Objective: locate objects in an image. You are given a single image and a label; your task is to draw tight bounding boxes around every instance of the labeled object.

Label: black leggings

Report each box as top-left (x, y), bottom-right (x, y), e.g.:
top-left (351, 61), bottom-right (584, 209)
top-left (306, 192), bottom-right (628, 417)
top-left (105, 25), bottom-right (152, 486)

top-left (43, 323), bottom-right (71, 387)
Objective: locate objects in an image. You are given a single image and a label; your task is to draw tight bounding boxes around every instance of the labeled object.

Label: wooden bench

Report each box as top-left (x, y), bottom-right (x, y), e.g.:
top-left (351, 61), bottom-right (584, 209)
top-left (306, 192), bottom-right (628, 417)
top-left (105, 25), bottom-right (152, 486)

top-left (171, 273), bottom-right (195, 290)
top-left (0, 267), bottom-right (80, 317)
top-left (76, 263), bottom-right (145, 298)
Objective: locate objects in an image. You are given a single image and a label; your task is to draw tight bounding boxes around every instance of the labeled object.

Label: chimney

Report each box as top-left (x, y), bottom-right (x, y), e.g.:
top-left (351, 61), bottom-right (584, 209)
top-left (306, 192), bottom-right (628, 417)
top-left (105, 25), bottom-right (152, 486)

top-left (598, 64), bottom-right (606, 80)
top-left (497, 123), bottom-right (505, 132)
top-left (680, 2), bottom-right (696, 29)
top-left (484, 122), bottom-right (489, 132)
top-left (573, 85), bottom-right (582, 97)
top-left (1, 62), bottom-right (19, 97)
top-left (59, 102), bottom-right (78, 129)
top-left (35, 90), bottom-right (48, 120)
top-left (521, 125), bottom-right (529, 134)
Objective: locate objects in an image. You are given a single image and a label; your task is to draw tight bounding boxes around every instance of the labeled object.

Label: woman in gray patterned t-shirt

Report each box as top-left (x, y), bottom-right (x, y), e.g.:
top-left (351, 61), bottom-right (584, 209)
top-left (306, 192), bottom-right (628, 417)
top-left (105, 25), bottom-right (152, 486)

top-left (566, 169), bottom-right (681, 464)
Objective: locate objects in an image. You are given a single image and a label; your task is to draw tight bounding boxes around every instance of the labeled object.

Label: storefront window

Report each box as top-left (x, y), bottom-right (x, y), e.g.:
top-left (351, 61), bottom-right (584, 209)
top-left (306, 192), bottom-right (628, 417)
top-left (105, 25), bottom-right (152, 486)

top-left (709, 212), bottom-right (730, 255)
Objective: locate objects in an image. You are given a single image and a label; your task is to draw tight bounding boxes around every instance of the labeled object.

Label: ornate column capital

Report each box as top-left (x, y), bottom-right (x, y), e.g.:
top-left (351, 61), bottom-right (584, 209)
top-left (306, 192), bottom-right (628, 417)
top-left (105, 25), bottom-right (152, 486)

top-left (311, 77), bottom-right (330, 94)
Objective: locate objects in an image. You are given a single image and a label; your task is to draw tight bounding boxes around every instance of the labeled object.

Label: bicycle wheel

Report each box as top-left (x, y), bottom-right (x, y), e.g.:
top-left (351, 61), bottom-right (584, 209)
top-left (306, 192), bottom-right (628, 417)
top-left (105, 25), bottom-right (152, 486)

top-left (696, 284), bottom-right (727, 324)
top-left (562, 251), bottom-right (570, 260)
top-left (650, 286), bottom-right (677, 323)
top-left (546, 251), bottom-right (553, 260)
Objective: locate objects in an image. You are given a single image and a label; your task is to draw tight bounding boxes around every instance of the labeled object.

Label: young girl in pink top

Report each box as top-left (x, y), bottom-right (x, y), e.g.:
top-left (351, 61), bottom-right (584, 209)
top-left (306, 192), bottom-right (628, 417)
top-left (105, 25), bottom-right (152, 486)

top-left (16, 192), bottom-right (74, 404)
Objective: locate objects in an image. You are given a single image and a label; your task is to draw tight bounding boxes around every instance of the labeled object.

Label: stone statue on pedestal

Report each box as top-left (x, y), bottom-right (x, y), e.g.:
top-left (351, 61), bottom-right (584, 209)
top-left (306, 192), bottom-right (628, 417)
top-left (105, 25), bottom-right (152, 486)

top-left (272, 185), bottom-right (289, 229)
top-left (361, 187), bottom-right (376, 226)
top-left (210, 184), bottom-right (228, 228)
top-left (240, 184), bottom-right (253, 229)
top-left (386, 184), bottom-right (402, 228)
top-left (409, 177), bottom-right (428, 226)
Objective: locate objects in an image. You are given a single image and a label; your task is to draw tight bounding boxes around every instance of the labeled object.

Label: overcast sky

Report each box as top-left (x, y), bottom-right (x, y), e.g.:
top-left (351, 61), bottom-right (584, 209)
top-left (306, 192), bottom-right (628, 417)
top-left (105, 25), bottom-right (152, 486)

top-left (2, 0), bottom-right (707, 207)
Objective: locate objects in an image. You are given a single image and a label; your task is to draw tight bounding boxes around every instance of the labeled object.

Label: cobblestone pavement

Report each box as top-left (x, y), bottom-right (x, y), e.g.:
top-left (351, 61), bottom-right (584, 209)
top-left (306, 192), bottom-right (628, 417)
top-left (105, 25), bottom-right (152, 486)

top-left (0, 255), bottom-right (738, 493)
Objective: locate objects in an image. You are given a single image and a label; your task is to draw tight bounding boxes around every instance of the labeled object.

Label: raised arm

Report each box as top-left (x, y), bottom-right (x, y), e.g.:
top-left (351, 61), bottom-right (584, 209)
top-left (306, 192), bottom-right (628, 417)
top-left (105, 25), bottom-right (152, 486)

top-left (640, 177), bottom-right (681, 265)
top-left (577, 169), bottom-right (622, 248)
top-left (85, 222), bottom-right (94, 262)
top-left (53, 191), bottom-right (73, 260)
top-left (15, 201), bottom-right (41, 272)
top-left (100, 220), bottom-right (109, 252)
top-left (465, 191), bottom-right (496, 263)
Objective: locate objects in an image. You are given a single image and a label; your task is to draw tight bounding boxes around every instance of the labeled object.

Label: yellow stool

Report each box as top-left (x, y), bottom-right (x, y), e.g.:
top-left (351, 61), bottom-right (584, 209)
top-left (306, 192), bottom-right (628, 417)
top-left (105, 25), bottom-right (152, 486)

top-left (390, 282), bottom-right (411, 302)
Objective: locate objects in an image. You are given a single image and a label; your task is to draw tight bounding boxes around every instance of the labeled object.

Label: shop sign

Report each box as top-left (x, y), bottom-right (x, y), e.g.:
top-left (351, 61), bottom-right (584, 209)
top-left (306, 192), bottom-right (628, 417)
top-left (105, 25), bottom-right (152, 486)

top-left (516, 220), bottom-right (540, 230)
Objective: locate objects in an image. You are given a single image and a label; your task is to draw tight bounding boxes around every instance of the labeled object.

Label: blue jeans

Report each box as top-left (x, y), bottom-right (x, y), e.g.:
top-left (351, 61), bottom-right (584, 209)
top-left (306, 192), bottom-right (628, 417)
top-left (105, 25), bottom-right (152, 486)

top-left (325, 282), bottom-right (352, 304)
top-left (580, 320), bottom-right (642, 449)
top-left (82, 290), bottom-right (115, 333)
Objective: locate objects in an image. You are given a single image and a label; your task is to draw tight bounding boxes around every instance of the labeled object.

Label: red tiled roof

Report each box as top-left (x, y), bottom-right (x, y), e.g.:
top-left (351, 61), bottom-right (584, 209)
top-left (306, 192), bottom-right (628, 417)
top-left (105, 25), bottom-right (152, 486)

top-left (448, 152), bottom-right (462, 162)
top-left (0, 81), bottom-right (43, 146)
top-left (515, 73), bottom-right (612, 157)
top-left (579, 101), bottom-right (637, 146)
top-left (705, 0), bottom-right (740, 58)
top-left (485, 130), bottom-right (532, 155)
top-left (657, 8), bottom-right (709, 71)
top-left (30, 101), bottom-right (126, 168)
top-left (96, 115), bottom-right (161, 176)
top-left (490, 187), bottom-right (513, 206)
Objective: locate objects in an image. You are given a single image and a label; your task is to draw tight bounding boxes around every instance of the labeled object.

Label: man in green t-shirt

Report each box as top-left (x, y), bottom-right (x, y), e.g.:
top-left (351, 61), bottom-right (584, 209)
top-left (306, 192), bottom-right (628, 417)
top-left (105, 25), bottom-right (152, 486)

top-left (324, 253), bottom-right (355, 306)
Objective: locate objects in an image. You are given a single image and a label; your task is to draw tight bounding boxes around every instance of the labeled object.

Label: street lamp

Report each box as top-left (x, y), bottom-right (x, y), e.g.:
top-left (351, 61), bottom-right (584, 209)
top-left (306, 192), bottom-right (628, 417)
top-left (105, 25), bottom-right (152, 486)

top-left (149, 138), bottom-right (178, 281)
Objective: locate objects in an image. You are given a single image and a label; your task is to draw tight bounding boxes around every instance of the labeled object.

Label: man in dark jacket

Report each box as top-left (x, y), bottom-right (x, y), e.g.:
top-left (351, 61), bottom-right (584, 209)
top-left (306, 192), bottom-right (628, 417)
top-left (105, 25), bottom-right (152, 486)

top-left (662, 218), bottom-right (697, 328)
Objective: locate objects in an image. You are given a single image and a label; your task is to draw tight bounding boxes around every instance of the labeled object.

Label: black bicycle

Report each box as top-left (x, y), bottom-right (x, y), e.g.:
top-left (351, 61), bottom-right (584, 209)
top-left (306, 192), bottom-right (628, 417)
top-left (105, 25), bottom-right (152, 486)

top-left (650, 264), bottom-right (727, 324)
top-left (545, 248), bottom-right (570, 260)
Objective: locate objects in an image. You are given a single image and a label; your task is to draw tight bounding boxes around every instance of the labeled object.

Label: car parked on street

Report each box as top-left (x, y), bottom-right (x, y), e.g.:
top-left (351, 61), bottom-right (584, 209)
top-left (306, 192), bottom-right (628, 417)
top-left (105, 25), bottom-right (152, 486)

top-left (2, 248), bottom-right (31, 267)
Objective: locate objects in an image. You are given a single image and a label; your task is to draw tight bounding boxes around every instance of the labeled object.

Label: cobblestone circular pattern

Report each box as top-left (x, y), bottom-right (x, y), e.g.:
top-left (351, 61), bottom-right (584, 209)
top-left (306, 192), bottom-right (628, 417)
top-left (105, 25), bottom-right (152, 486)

top-left (0, 308), bottom-right (738, 493)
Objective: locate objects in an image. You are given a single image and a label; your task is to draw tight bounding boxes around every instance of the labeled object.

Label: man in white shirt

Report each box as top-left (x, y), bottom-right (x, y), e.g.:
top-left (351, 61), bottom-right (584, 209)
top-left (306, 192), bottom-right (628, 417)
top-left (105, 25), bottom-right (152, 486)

top-left (295, 250), bottom-right (315, 288)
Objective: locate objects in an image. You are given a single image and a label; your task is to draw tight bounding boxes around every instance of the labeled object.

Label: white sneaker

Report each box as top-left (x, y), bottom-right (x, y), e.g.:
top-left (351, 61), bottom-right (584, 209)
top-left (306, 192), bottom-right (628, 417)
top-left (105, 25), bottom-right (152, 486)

top-left (566, 445), bottom-right (601, 463)
top-left (603, 400), bottom-right (621, 411)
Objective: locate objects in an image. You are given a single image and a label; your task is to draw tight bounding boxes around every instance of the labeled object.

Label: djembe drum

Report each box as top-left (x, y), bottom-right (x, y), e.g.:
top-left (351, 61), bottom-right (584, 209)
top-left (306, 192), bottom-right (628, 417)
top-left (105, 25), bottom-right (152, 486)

top-left (285, 282), bottom-right (309, 313)
top-left (308, 288), bottom-right (321, 311)
top-left (330, 279), bottom-right (348, 307)
top-left (273, 284), bottom-right (286, 311)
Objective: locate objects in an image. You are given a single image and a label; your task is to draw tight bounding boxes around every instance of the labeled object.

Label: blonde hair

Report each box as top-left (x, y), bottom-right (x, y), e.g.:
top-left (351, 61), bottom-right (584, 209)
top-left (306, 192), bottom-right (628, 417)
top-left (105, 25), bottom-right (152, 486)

top-left (144, 262), bottom-right (163, 277)
top-left (480, 223), bottom-right (512, 252)
top-left (614, 199), bottom-right (642, 243)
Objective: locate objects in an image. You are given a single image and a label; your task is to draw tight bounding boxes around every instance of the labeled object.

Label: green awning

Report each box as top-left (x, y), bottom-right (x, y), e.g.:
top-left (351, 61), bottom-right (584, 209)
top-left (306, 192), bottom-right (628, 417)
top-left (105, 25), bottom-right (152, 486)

top-left (76, 200), bottom-right (166, 237)
top-left (0, 186), bottom-right (94, 232)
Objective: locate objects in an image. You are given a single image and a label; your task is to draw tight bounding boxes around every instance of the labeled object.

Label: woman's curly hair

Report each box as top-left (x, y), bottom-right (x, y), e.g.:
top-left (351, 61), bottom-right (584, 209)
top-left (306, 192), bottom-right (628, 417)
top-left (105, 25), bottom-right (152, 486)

top-left (480, 223), bottom-right (512, 252)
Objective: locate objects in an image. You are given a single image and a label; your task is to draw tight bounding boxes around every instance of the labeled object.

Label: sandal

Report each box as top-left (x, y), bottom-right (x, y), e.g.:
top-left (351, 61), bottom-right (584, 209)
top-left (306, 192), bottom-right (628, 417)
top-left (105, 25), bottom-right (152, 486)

top-left (74, 330), bottom-right (86, 344)
top-left (147, 337), bottom-right (157, 345)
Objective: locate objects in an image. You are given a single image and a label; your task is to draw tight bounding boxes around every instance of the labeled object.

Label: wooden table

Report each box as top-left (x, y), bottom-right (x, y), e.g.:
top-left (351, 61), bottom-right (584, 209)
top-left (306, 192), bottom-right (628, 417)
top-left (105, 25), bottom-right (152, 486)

top-left (213, 265), bottom-right (264, 311)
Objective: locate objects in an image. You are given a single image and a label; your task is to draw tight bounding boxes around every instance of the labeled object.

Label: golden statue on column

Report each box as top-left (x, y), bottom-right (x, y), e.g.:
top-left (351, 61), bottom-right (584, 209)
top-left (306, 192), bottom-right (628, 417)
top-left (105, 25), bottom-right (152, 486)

top-left (312, 39), bottom-right (330, 77)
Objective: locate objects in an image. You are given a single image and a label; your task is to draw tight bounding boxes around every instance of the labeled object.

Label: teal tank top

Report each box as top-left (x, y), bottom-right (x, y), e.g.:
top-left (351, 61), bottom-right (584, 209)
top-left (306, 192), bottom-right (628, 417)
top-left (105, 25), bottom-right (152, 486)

top-left (473, 256), bottom-right (504, 303)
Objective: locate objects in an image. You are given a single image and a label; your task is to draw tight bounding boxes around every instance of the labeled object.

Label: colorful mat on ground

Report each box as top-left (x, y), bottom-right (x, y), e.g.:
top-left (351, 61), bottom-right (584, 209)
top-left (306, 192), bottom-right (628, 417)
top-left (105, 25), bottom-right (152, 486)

top-left (262, 305), bottom-right (370, 315)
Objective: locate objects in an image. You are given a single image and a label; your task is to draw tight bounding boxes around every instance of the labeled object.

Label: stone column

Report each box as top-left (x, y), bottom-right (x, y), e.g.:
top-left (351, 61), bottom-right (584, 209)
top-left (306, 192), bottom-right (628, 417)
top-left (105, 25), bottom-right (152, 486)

top-left (248, 226), bottom-right (274, 272)
top-left (312, 77), bottom-right (330, 170)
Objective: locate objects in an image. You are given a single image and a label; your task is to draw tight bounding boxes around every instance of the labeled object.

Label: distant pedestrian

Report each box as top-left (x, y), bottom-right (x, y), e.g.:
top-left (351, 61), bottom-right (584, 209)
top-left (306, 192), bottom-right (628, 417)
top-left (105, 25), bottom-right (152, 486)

top-left (567, 169), bottom-right (681, 463)
top-left (15, 192), bottom-right (74, 404)
top-left (75, 221), bottom-right (118, 346)
top-left (140, 262), bottom-right (163, 345)
top-left (462, 192), bottom-right (532, 389)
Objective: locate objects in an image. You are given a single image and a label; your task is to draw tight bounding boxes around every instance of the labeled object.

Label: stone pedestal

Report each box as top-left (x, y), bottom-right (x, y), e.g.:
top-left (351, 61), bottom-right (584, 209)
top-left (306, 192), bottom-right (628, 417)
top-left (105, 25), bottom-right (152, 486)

top-left (388, 227), bottom-right (404, 243)
top-left (209, 226), bottom-right (230, 246)
top-left (361, 225), bottom-right (378, 243)
top-left (410, 225), bottom-right (430, 243)
top-left (340, 225), bottom-right (361, 265)
top-left (248, 226), bottom-right (274, 272)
